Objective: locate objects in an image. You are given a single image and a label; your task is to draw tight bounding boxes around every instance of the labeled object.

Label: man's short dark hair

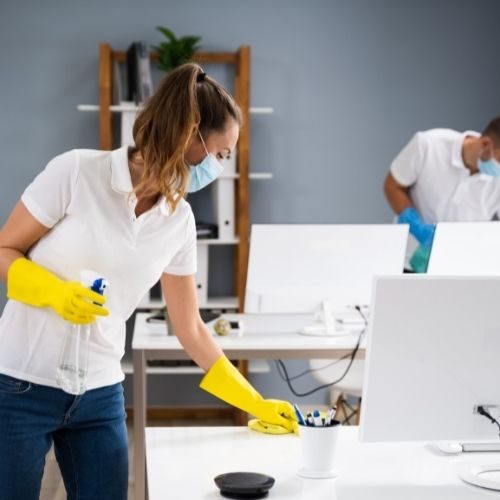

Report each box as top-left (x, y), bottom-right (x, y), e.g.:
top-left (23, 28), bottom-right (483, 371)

top-left (482, 116), bottom-right (500, 146)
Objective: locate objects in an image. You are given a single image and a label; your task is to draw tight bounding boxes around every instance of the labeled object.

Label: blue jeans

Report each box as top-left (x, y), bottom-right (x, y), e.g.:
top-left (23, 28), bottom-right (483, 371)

top-left (0, 373), bottom-right (128, 500)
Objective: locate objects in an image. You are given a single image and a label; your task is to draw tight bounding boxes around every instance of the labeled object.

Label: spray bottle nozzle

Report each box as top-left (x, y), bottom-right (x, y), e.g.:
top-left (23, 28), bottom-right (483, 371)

top-left (90, 278), bottom-right (108, 296)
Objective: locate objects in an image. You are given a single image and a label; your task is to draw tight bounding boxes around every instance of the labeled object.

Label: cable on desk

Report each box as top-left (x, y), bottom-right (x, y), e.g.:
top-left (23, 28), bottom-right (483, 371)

top-left (275, 352), bottom-right (354, 382)
top-left (275, 305), bottom-right (367, 398)
top-left (477, 406), bottom-right (500, 437)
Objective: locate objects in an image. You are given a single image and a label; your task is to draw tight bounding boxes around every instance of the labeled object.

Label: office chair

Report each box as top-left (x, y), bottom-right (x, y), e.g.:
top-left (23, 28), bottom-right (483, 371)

top-left (309, 358), bottom-right (364, 425)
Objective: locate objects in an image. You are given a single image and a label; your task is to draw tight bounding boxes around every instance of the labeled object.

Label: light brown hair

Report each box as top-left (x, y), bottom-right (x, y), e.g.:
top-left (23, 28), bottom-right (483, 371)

top-left (130, 62), bottom-right (242, 212)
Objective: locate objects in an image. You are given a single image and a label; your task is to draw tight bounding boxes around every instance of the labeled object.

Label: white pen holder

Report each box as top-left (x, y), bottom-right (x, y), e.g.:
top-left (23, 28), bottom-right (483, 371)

top-left (298, 423), bottom-right (341, 479)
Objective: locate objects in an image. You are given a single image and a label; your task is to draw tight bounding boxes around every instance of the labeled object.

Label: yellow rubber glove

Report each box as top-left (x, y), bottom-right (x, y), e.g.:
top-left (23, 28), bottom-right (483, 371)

top-left (200, 356), bottom-right (298, 434)
top-left (7, 258), bottom-right (109, 324)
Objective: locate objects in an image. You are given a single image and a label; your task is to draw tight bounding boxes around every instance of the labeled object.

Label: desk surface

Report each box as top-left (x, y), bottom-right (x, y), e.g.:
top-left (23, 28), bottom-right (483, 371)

top-left (146, 426), bottom-right (500, 500)
top-left (133, 313), bottom-right (365, 359)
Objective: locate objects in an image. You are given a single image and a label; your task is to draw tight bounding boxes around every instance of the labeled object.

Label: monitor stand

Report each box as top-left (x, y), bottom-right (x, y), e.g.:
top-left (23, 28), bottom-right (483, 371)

top-left (299, 300), bottom-right (366, 337)
top-left (433, 442), bottom-right (500, 491)
top-left (299, 299), bottom-right (338, 337)
top-left (457, 463), bottom-right (500, 491)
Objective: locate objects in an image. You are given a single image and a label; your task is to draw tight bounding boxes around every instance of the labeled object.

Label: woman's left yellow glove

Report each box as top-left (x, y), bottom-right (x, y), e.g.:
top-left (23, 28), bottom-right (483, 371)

top-left (200, 355), bottom-right (298, 434)
top-left (7, 258), bottom-right (109, 324)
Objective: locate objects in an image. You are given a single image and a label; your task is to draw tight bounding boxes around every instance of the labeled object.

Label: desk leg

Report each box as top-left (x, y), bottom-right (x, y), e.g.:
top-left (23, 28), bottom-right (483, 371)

top-left (133, 349), bottom-right (147, 500)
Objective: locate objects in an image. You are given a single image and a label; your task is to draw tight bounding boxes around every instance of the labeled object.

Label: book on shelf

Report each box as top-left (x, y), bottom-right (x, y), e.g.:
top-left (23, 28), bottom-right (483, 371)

top-left (126, 41), bottom-right (153, 103)
top-left (112, 61), bottom-right (135, 107)
top-left (113, 60), bottom-right (125, 105)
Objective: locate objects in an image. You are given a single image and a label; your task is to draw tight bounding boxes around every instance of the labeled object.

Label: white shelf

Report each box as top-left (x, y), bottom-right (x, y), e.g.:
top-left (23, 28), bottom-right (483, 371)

top-left (248, 172), bottom-right (273, 180)
top-left (77, 104), bottom-right (273, 114)
top-left (249, 107), bottom-right (274, 114)
top-left (220, 172), bottom-right (273, 180)
top-left (196, 238), bottom-right (239, 245)
top-left (121, 359), bottom-right (270, 375)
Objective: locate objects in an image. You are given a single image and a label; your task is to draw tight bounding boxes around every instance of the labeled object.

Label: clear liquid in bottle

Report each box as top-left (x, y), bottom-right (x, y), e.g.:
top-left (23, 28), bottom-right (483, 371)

top-left (56, 270), bottom-right (108, 395)
top-left (56, 322), bottom-right (91, 395)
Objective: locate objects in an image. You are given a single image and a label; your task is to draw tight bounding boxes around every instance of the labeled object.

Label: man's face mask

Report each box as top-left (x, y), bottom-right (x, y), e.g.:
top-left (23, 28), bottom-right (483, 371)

top-left (187, 132), bottom-right (224, 193)
top-left (478, 147), bottom-right (500, 178)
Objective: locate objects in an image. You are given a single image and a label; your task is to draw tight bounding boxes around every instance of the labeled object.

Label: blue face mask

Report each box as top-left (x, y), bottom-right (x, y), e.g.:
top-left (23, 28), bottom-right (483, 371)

top-left (187, 133), bottom-right (224, 193)
top-left (478, 156), bottom-right (500, 178)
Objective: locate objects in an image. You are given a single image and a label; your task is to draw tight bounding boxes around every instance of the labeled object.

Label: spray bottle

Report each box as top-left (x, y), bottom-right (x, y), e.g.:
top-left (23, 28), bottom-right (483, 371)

top-left (56, 270), bottom-right (108, 395)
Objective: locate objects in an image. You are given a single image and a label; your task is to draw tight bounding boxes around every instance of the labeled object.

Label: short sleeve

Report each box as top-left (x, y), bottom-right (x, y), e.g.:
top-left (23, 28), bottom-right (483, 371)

top-left (390, 132), bottom-right (424, 187)
top-left (163, 209), bottom-right (197, 275)
top-left (21, 150), bottom-right (79, 228)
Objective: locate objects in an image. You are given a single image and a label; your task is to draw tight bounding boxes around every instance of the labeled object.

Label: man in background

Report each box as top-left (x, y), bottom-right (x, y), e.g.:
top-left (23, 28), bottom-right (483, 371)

top-left (384, 117), bottom-right (500, 272)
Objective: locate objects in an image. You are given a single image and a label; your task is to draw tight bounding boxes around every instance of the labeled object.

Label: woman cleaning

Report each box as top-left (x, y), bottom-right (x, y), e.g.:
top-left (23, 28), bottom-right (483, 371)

top-left (0, 63), bottom-right (296, 500)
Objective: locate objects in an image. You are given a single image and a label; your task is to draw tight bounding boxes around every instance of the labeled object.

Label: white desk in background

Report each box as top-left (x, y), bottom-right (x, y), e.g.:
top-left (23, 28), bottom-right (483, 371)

top-left (132, 312), bottom-right (365, 500)
top-left (146, 426), bottom-right (499, 499)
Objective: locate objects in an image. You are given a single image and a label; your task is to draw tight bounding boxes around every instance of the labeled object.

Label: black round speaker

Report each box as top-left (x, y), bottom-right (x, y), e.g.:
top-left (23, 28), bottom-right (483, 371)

top-left (214, 471), bottom-right (275, 499)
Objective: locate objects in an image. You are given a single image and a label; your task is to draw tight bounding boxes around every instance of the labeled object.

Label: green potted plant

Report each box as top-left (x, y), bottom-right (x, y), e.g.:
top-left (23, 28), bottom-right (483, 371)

top-left (153, 26), bottom-right (202, 72)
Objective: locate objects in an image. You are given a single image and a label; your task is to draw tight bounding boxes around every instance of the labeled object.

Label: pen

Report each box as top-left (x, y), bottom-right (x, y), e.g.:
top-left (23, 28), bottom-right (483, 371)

top-left (326, 408), bottom-right (335, 426)
top-left (313, 410), bottom-right (322, 427)
top-left (306, 412), bottom-right (314, 426)
top-left (293, 403), bottom-right (306, 426)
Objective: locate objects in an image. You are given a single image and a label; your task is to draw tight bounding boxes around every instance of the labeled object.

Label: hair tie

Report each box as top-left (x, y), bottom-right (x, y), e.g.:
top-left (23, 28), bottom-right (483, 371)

top-left (196, 72), bottom-right (206, 83)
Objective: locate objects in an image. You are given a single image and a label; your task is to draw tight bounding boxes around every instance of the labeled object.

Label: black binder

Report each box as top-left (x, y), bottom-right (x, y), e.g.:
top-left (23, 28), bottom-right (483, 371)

top-left (126, 41), bottom-right (153, 103)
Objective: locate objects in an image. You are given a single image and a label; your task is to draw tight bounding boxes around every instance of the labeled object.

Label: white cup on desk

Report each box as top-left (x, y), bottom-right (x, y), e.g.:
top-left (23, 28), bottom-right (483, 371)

top-left (298, 423), bottom-right (341, 479)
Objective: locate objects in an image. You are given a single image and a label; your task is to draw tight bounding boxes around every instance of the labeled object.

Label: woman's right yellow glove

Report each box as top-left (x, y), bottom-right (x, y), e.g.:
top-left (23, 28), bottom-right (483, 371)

top-left (7, 258), bottom-right (109, 324)
top-left (200, 355), bottom-right (298, 434)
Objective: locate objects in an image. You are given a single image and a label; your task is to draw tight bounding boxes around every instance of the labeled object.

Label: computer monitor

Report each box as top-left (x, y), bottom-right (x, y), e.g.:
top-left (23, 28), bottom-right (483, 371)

top-left (244, 224), bottom-right (409, 314)
top-left (360, 275), bottom-right (500, 444)
top-left (427, 221), bottom-right (500, 275)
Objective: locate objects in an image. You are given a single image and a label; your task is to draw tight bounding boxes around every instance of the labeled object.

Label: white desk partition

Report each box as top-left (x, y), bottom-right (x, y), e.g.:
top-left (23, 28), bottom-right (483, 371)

top-left (245, 224), bottom-right (409, 313)
top-left (428, 221), bottom-right (500, 275)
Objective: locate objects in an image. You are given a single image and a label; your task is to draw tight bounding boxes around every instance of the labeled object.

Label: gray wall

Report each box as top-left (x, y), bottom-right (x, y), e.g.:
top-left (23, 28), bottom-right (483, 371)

top-left (1, 0), bottom-right (500, 406)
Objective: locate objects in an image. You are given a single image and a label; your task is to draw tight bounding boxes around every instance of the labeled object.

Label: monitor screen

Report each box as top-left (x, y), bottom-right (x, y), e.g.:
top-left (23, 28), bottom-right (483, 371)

top-left (428, 221), bottom-right (500, 275)
top-left (245, 224), bottom-right (408, 313)
top-left (360, 275), bottom-right (500, 443)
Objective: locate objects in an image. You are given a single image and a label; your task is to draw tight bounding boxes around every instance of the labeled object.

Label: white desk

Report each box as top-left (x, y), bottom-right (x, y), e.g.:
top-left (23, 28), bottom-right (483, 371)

top-left (146, 426), bottom-right (500, 499)
top-left (132, 312), bottom-right (365, 500)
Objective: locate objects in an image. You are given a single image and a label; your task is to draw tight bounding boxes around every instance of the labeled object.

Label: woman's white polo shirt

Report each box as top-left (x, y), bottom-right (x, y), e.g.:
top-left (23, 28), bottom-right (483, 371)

top-left (0, 146), bottom-right (197, 389)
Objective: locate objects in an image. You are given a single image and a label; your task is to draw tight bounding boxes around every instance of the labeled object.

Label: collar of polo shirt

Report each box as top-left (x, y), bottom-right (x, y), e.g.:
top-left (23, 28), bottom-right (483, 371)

top-left (451, 130), bottom-right (481, 170)
top-left (110, 145), bottom-right (171, 216)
